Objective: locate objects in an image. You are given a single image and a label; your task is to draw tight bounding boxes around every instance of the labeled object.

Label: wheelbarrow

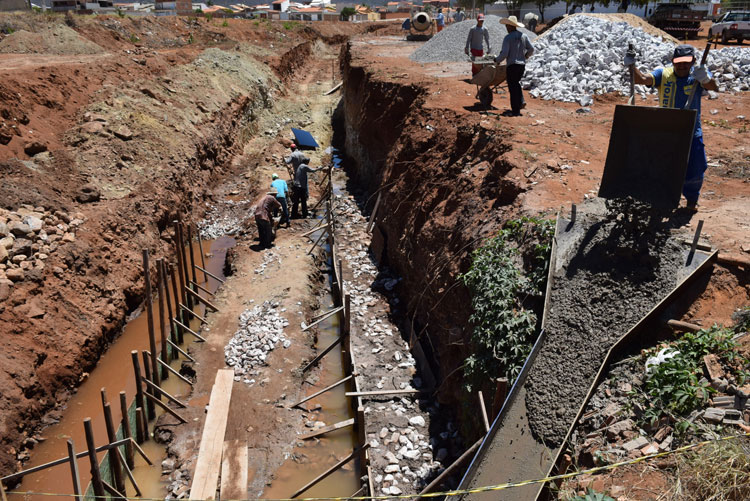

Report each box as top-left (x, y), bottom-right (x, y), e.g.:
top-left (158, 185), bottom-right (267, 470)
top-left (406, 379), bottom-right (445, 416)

top-left (469, 58), bottom-right (507, 108)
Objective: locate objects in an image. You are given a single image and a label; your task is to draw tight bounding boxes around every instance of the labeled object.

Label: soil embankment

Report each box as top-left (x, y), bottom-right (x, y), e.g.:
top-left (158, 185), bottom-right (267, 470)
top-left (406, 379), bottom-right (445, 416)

top-left (339, 32), bottom-right (750, 494)
top-left (0, 13), bottom-right (375, 477)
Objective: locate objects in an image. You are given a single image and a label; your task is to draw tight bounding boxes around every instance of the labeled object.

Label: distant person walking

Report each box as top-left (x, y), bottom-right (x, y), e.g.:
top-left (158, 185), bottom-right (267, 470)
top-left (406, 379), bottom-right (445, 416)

top-left (291, 163), bottom-right (322, 219)
top-left (436, 8), bottom-right (445, 32)
top-left (495, 16), bottom-right (535, 116)
top-left (270, 173), bottom-right (290, 228)
top-left (454, 7), bottom-right (465, 23)
top-left (254, 193), bottom-right (281, 249)
top-left (465, 14), bottom-right (491, 75)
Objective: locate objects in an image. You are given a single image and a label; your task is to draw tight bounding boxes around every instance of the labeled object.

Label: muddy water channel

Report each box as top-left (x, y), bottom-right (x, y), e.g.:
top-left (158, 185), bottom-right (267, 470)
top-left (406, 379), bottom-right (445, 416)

top-left (263, 230), bottom-right (360, 499)
top-left (10, 237), bottom-right (234, 501)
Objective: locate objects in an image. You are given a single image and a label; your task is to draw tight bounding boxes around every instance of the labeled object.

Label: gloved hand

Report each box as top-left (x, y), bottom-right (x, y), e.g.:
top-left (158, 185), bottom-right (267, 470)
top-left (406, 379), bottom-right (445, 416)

top-left (623, 51), bottom-right (636, 67)
top-left (464, 47), bottom-right (469, 55)
top-left (693, 65), bottom-right (711, 84)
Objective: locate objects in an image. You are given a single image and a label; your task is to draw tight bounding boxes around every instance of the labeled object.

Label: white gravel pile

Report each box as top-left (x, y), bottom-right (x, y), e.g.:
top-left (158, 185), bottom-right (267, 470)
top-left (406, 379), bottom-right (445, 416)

top-left (198, 199), bottom-right (253, 239)
top-left (410, 15), bottom-right (535, 63)
top-left (225, 300), bottom-right (290, 384)
top-left (523, 15), bottom-right (750, 104)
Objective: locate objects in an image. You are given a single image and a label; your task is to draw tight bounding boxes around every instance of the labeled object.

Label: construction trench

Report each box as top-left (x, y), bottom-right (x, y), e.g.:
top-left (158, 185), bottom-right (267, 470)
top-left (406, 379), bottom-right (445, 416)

top-left (1, 11), bottom-right (750, 501)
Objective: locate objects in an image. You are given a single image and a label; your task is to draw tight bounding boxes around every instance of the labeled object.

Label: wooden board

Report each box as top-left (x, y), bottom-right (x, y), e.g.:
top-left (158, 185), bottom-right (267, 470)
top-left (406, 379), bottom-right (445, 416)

top-left (189, 369), bottom-right (234, 501)
top-left (220, 440), bottom-right (248, 500)
top-left (299, 418), bottom-right (355, 440)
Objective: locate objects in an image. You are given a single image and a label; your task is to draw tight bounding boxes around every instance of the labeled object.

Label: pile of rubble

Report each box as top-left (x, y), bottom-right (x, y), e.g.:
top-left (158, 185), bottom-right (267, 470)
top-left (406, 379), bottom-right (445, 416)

top-left (198, 199), bottom-right (254, 240)
top-left (571, 339), bottom-right (750, 469)
top-left (0, 206), bottom-right (83, 286)
top-left (333, 193), bottom-right (461, 495)
top-left (524, 15), bottom-right (750, 104)
top-left (224, 300), bottom-right (291, 385)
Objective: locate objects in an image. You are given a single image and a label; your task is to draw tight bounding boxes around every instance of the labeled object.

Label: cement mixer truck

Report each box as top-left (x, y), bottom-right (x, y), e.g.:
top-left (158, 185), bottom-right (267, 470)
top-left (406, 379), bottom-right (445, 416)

top-left (407, 11), bottom-right (436, 41)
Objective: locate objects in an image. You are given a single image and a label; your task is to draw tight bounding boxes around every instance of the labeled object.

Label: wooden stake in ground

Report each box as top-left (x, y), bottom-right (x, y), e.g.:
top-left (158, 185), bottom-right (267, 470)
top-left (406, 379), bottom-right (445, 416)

top-left (119, 391), bottom-right (135, 469)
top-left (66, 440), bottom-right (82, 501)
top-left (170, 263), bottom-right (185, 344)
top-left (161, 260), bottom-right (178, 358)
top-left (83, 418), bottom-right (105, 500)
top-left (142, 249), bottom-right (161, 393)
top-left (189, 369), bottom-right (235, 500)
top-left (101, 400), bottom-right (126, 496)
top-left (130, 351), bottom-right (145, 424)
top-left (156, 258), bottom-right (169, 379)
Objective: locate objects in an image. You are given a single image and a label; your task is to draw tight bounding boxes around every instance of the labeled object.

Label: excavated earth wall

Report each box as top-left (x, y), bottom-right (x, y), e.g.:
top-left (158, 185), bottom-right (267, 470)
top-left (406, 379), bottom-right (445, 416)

top-left (0, 14), bottom-right (369, 476)
top-left (339, 40), bottom-right (528, 409)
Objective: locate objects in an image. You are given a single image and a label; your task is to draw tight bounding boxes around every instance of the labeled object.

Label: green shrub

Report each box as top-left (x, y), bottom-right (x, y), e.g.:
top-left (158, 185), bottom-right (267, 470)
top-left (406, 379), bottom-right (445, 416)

top-left (129, 33), bottom-right (140, 43)
top-left (641, 325), bottom-right (747, 428)
top-left (461, 217), bottom-right (554, 392)
top-left (282, 20), bottom-right (299, 30)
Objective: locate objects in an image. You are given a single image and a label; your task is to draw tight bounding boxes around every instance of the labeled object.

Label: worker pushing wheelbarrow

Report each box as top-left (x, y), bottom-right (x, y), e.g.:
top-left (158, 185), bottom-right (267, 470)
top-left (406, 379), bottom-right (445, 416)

top-left (470, 56), bottom-right (507, 108)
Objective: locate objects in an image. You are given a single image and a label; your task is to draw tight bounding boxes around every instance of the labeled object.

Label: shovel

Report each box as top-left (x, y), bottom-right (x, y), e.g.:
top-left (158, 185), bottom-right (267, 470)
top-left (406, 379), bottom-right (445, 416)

top-left (597, 43), bottom-right (700, 209)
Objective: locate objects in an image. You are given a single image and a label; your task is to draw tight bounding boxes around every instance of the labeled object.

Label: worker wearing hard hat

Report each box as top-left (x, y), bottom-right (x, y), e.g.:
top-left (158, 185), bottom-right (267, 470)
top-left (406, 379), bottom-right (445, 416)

top-left (495, 16), bottom-right (535, 117)
top-left (284, 143), bottom-right (310, 172)
top-left (464, 14), bottom-right (491, 76)
top-left (626, 44), bottom-right (718, 211)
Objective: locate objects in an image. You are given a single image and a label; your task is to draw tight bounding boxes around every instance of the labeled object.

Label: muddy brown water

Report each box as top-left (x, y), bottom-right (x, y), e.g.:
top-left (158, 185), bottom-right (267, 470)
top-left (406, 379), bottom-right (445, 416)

top-left (263, 228), bottom-right (360, 499)
top-left (8, 237), bottom-right (234, 501)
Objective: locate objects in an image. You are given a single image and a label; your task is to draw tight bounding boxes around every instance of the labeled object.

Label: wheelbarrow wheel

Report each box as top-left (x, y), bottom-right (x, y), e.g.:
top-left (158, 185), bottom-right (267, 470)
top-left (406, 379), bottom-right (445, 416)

top-left (478, 87), bottom-right (493, 107)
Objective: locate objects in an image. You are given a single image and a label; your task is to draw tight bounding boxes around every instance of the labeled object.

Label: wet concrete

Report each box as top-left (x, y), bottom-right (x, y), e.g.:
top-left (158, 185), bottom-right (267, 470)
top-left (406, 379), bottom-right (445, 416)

top-left (463, 199), bottom-right (705, 501)
top-left (8, 237), bottom-right (233, 501)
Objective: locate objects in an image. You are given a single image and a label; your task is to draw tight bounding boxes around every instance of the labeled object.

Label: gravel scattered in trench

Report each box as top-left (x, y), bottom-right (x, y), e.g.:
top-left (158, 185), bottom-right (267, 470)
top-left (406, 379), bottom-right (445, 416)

top-left (224, 299), bottom-right (291, 385)
top-left (334, 192), bottom-right (458, 496)
top-left (524, 201), bottom-right (686, 446)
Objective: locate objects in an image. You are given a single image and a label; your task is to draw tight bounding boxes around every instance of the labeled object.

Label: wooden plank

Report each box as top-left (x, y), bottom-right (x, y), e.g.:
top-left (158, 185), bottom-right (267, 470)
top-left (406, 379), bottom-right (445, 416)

top-left (302, 336), bottom-right (343, 373)
top-left (173, 318), bottom-right (207, 342)
top-left (302, 306), bottom-right (344, 332)
top-left (345, 389), bottom-right (425, 397)
top-left (220, 440), bottom-right (248, 501)
top-left (299, 418), bottom-right (355, 440)
top-left (323, 82), bottom-right (342, 95)
top-left (194, 264), bottom-right (225, 284)
top-left (189, 369), bottom-right (235, 501)
top-left (291, 444), bottom-right (370, 498)
top-left (143, 392), bottom-right (188, 424)
top-left (478, 391), bottom-right (490, 433)
top-left (290, 374), bottom-right (352, 409)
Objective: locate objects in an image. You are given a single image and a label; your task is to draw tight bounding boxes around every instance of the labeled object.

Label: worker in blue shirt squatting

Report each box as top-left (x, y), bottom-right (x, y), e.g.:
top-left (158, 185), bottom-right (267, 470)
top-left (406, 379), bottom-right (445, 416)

top-left (494, 16), bottom-right (534, 117)
top-left (626, 44), bottom-right (718, 211)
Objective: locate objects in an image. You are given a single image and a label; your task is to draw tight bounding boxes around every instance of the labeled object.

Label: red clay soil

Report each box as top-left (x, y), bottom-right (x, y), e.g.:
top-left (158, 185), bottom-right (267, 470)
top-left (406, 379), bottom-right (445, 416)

top-left (0, 13), bottom-right (378, 477)
top-left (340, 32), bottom-right (750, 455)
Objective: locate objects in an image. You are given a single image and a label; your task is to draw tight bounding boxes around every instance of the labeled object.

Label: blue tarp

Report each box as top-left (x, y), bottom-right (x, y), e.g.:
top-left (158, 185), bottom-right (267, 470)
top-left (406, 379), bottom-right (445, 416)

top-left (291, 128), bottom-right (319, 150)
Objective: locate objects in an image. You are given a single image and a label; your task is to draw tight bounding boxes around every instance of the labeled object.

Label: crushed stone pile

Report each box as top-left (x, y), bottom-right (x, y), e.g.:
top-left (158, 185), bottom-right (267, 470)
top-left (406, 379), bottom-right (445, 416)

top-left (523, 15), bottom-right (750, 104)
top-left (410, 15), bottom-right (535, 63)
top-left (225, 300), bottom-right (290, 384)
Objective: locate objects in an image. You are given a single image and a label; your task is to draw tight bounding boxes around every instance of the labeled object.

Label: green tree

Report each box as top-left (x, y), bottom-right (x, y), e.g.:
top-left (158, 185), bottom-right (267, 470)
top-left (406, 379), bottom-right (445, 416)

top-left (206, 0), bottom-right (213, 5)
top-left (340, 6), bottom-right (356, 20)
top-left (534, 0), bottom-right (553, 22)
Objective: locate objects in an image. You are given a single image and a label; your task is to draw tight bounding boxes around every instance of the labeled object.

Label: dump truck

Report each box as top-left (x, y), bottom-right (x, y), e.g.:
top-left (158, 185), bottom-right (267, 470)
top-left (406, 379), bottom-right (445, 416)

top-left (648, 2), bottom-right (705, 39)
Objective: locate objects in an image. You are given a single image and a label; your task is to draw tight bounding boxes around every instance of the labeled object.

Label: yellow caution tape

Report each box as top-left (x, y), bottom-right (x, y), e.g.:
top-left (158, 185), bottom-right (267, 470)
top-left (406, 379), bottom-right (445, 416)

top-left (7, 431), bottom-right (749, 501)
